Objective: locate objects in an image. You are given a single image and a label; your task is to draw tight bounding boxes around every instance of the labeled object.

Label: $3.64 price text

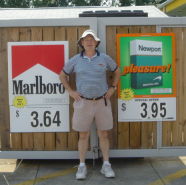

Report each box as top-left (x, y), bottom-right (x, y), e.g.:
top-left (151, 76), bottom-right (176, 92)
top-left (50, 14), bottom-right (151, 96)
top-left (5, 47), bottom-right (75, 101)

top-left (30, 111), bottom-right (61, 127)
top-left (12, 106), bottom-right (69, 132)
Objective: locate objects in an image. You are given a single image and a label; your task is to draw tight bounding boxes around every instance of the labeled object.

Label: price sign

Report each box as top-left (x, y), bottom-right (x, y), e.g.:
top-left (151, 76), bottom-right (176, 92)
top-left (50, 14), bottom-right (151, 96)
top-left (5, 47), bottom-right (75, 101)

top-left (8, 41), bottom-right (70, 132)
top-left (10, 105), bottom-right (69, 132)
top-left (118, 98), bottom-right (176, 122)
top-left (117, 33), bottom-right (176, 122)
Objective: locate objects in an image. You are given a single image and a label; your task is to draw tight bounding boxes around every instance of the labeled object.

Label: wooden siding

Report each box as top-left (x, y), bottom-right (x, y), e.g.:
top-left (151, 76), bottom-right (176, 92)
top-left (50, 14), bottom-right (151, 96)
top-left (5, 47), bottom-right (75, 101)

top-left (106, 26), bottom-right (186, 149)
top-left (0, 25), bottom-right (185, 151)
top-left (0, 26), bottom-right (88, 151)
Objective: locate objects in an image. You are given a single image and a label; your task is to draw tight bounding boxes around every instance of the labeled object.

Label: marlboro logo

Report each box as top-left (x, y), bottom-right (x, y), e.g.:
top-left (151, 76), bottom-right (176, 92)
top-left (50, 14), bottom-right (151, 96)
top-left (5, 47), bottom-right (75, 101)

top-left (10, 44), bottom-right (66, 95)
top-left (8, 42), bottom-right (69, 106)
top-left (13, 75), bottom-right (65, 95)
top-left (12, 44), bottom-right (65, 78)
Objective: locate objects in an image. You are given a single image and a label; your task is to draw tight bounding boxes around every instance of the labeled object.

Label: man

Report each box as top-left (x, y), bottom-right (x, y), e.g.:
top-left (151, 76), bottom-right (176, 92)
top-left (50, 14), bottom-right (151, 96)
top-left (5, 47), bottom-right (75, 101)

top-left (59, 29), bottom-right (120, 180)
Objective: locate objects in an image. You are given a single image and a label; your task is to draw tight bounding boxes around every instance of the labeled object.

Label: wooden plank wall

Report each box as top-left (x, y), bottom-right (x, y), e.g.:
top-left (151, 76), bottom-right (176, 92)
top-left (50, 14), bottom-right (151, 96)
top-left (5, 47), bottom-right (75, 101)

top-left (106, 26), bottom-right (186, 149)
top-left (0, 25), bottom-right (186, 151)
top-left (0, 26), bottom-right (88, 151)
top-left (161, 27), bottom-right (186, 147)
top-left (107, 25), bottom-right (162, 149)
top-left (0, 28), bottom-right (12, 150)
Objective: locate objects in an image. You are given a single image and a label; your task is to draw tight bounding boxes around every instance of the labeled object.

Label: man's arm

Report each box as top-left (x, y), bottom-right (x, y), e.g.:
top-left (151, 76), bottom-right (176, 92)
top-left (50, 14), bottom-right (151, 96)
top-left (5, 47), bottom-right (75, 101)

top-left (59, 71), bottom-right (81, 101)
top-left (111, 67), bottom-right (120, 87)
top-left (105, 67), bottom-right (120, 99)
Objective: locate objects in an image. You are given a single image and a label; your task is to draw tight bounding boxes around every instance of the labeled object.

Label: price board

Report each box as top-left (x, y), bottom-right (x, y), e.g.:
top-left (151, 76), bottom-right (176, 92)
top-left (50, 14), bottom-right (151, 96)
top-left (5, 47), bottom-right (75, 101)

top-left (117, 33), bottom-right (176, 122)
top-left (8, 41), bottom-right (69, 132)
top-left (10, 105), bottom-right (69, 132)
top-left (118, 98), bottom-right (176, 122)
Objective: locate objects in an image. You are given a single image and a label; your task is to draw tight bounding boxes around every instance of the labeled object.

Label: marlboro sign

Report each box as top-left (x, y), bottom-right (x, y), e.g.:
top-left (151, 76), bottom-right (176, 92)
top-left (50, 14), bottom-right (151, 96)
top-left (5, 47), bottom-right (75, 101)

top-left (8, 41), bottom-right (70, 132)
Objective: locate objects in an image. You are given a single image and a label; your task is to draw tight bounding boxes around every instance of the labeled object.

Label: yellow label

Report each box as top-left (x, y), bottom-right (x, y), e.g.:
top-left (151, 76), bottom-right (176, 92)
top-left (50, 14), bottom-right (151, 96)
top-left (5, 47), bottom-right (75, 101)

top-left (13, 96), bottom-right (27, 108)
top-left (120, 88), bottom-right (134, 101)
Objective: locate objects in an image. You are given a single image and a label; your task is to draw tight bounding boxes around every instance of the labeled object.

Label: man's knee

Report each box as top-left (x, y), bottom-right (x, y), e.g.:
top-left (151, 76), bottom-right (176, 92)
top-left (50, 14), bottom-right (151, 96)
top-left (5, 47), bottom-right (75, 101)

top-left (97, 130), bottom-right (109, 140)
top-left (79, 132), bottom-right (90, 140)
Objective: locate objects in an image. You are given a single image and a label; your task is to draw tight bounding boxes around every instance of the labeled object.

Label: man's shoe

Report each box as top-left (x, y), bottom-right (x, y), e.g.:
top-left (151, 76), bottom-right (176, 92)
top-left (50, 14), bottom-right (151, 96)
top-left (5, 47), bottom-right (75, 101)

top-left (100, 164), bottom-right (115, 178)
top-left (76, 165), bottom-right (87, 180)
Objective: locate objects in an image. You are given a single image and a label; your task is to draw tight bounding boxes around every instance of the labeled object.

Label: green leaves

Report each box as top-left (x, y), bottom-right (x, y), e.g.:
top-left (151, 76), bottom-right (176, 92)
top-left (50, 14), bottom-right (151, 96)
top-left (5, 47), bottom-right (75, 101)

top-left (0, 0), bottom-right (30, 7)
top-left (0, 0), bottom-right (167, 8)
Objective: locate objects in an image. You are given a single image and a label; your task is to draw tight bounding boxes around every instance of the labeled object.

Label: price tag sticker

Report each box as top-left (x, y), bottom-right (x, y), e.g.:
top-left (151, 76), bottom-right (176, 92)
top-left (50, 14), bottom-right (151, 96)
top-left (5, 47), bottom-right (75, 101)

top-left (10, 105), bottom-right (69, 132)
top-left (118, 97), bottom-right (176, 122)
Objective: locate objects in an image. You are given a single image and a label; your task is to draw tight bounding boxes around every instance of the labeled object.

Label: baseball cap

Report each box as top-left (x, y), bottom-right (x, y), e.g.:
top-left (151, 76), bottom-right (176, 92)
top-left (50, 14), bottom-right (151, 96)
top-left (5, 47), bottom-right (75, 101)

top-left (78, 29), bottom-right (100, 48)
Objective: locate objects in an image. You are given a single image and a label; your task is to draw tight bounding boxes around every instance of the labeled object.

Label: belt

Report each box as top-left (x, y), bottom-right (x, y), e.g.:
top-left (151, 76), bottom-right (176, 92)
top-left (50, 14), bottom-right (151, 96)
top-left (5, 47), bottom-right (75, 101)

top-left (80, 95), bottom-right (107, 106)
top-left (80, 95), bottom-right (104, 101)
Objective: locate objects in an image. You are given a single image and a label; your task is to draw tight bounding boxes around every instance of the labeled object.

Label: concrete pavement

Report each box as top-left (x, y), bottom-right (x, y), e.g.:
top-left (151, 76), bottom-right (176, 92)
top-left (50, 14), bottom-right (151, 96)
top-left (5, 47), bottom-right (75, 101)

top-left (1, 157), bottom-right (186, 185)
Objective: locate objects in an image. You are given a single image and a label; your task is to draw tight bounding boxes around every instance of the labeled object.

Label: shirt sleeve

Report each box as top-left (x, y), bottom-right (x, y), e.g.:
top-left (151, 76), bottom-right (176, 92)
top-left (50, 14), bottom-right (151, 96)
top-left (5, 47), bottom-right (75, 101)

top-left (104, 54), bottom-right (118, 72)
top-left (62, 56), bottom-right (77, 75)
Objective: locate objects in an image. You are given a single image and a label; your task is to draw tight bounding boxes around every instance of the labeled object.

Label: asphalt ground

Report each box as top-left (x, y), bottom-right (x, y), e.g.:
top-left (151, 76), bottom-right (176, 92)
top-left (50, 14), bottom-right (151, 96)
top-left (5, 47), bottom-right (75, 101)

top-left (1, 157), bottom-right (186, 185)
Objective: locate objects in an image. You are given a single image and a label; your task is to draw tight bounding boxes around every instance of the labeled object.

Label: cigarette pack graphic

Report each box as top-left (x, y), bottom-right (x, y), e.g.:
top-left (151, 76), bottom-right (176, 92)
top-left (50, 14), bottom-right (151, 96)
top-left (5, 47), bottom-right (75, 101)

top-left (130, 40), bottom-right (163, 89)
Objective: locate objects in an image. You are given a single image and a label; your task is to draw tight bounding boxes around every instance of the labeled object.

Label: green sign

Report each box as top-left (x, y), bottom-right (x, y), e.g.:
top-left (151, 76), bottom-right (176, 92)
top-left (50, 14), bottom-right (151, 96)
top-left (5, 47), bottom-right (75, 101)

top-left (117, 33), bottom-right (176, 100)
top-left (117, 33), bottom-right (176, 122)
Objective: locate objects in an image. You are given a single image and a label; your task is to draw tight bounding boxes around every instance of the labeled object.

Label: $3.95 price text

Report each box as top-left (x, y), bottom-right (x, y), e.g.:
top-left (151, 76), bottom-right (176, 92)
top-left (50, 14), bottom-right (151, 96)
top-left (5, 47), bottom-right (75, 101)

top-left (121, 102), bottom-right (167, 119)
top-left (140, 102), bottom-right (166, 118)
top-left (30, 111), bottom-right (61, 127)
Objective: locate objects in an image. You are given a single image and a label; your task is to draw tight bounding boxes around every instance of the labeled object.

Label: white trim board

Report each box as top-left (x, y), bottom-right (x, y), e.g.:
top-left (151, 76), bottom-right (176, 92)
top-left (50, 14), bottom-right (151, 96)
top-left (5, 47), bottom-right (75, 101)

top-left (0, 17), bottom-right (186, 27)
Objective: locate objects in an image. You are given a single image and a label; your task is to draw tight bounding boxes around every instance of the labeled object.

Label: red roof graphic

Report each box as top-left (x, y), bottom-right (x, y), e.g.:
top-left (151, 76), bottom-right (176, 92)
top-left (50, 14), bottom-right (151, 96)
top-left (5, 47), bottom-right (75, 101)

top-left (12, 44), bottom-right (65, 78)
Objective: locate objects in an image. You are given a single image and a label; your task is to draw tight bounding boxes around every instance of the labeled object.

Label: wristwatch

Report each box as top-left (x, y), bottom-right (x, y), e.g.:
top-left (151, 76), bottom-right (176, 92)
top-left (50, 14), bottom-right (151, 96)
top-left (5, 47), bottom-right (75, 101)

top-left (110, 85), bottom-right (117, 90)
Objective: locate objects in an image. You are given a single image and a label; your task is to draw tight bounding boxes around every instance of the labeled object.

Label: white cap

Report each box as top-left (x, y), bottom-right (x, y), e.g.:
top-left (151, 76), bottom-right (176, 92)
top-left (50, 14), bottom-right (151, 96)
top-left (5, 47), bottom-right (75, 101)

top-left (78, 29), bottom-right (100, 48)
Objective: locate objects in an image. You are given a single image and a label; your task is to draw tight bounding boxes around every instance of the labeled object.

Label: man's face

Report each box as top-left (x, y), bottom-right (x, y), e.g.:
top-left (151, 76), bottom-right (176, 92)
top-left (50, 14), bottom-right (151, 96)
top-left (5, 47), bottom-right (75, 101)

top-left (81, 35), bottom-right (98, 51)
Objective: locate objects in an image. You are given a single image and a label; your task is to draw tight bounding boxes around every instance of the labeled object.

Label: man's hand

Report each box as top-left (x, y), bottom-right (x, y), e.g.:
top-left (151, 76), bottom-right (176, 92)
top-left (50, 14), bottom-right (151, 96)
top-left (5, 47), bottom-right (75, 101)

top-left (104, 87), bottom-right (115, 99)
top-left (68, 90), bottom-right (82, 101)
top-left (59, 71), bottom-right (82, 101)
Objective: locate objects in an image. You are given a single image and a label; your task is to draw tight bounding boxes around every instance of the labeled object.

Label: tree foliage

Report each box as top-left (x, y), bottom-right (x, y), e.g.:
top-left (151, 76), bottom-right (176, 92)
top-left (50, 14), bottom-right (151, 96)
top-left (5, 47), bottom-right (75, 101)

top-left (88, 0), bottom-right (102, 6)
top-left (120, 0), bottom-right (134, 6)
top-left (0, 0), bottom-right (5, 7)
top-left (0, 0), bottom-right (30, 7)
top-left (136, 0), bottom-right (157, 5)
top-left (71, 0), bottom-right (88, 6)
top-left (0, 0), bottom-right (168, 8)
top-left (32, 0), bottom-right (56, 7)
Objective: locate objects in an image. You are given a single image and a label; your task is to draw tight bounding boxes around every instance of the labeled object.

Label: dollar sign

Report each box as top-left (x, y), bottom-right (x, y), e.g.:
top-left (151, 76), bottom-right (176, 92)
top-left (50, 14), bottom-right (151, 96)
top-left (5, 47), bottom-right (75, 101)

top-left (121, 103), bottom-right (126, 111)
top-left (16, 110), bottom-right (19, 118)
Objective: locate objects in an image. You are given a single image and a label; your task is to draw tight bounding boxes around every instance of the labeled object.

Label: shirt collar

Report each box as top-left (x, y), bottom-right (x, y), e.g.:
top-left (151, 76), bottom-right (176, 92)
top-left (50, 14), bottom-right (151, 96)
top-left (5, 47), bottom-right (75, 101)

top-left (80, 50), bottom-right (100, 58)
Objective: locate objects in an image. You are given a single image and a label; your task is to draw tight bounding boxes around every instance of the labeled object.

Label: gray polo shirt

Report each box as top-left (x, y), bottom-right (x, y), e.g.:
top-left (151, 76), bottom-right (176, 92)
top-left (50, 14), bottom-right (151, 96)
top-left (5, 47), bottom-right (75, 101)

top-left (63, 51), bottom-right (117, 98)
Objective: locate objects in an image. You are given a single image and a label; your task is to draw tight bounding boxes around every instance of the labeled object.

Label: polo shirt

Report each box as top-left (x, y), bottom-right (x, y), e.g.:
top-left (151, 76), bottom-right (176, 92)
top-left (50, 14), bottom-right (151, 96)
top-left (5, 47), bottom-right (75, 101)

top-left (63, 51), bottom-right (117, 98)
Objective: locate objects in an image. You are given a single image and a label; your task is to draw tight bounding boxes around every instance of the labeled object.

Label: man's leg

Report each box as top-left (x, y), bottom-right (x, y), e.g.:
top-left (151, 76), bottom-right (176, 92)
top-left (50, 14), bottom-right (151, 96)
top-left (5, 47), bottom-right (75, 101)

top-left (78, 131), bottom-right (90, 163)
top-left (97, 130), bottom-right (115, 178)
top-left (97, 130), bottom-right (109, 161)
top-left (95, 99), bottom-right (113, 160)
top-left (76, 131), bottom-right (90, 180)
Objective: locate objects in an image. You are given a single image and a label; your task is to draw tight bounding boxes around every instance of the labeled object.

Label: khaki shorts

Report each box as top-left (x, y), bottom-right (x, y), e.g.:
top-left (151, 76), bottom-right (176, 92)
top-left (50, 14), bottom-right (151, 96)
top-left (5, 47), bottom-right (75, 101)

top-left (72, 98), bottom-right (113, 132)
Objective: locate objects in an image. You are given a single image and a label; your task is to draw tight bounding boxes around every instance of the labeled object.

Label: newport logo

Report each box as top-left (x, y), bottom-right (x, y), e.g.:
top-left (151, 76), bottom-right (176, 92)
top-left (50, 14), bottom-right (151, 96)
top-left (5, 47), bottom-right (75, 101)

top-left (138, 45), bottom-right (161, 53)
top-left (130, 40), bottom-right (162, 56)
